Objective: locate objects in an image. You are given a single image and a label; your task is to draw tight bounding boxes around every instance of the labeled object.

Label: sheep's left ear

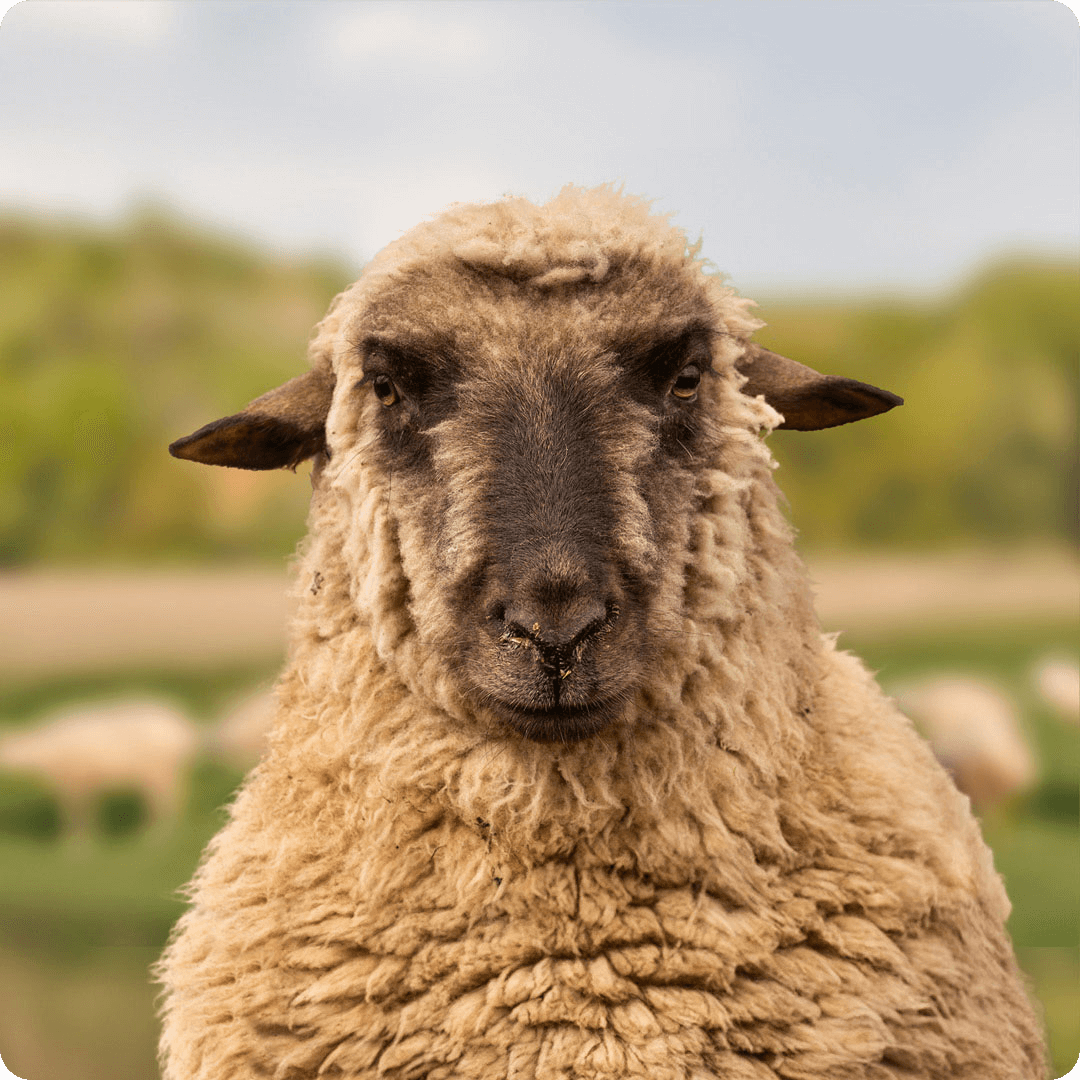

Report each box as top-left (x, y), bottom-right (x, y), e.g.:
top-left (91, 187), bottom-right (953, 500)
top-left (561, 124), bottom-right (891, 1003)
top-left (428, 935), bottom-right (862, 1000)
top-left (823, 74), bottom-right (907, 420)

top-left (736, 345), bottom-right (902, 431)
top-left (169, 369), bottom-right (335, 470)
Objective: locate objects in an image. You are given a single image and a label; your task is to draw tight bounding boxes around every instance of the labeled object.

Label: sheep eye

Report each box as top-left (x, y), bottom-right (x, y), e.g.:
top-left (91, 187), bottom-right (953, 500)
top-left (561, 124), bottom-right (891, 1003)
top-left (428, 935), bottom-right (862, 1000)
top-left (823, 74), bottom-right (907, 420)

top-left (671, 365), bottom-right (701, 400)
top-left (372, 375), bottom-right (399, 406)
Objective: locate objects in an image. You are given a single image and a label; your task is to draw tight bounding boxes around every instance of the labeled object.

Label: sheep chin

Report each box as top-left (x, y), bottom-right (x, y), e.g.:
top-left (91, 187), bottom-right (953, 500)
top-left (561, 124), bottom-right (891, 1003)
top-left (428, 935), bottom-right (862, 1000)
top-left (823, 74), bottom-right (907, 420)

top-left (479, 696), bottom-right (626, 743)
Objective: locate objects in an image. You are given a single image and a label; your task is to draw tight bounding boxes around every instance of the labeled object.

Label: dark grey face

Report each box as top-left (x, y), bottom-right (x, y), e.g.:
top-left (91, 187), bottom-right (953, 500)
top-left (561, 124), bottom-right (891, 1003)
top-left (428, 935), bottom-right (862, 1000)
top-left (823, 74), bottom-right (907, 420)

top-left (360, 323), bottom-right (714, 742)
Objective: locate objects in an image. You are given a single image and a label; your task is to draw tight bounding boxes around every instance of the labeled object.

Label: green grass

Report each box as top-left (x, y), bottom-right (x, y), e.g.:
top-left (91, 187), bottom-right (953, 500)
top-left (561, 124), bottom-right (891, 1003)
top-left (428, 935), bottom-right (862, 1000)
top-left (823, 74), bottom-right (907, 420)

top-left (0, 757), bottom-right (245, 958)
top-left (1018, 947), bottom-right (1080, 1080)
top-left (0, 617), bottom-right (1075, 1078)
top-left (0, 943), bottom-right (162, 1080)
top-left (843, 616), bottom-right (1079, 1077)
top-left (844, 616), bottom-right (1079, 946)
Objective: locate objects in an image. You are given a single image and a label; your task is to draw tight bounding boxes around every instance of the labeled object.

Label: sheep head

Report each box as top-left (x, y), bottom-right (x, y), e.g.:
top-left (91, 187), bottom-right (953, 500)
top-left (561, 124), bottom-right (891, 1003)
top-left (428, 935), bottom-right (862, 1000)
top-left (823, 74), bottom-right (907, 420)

top-left (171, 187), bottom-right (900, 743)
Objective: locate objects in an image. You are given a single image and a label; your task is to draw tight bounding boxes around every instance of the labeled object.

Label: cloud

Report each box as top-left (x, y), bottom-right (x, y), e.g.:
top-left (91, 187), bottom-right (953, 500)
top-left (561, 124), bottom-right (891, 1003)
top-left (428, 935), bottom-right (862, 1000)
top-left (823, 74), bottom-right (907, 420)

top-left (8, 0), bottom-right (179, 47)
top-left (322, 4), bottom-right (492, 70)
top-left (0, 1), bottom-right (1074, 296)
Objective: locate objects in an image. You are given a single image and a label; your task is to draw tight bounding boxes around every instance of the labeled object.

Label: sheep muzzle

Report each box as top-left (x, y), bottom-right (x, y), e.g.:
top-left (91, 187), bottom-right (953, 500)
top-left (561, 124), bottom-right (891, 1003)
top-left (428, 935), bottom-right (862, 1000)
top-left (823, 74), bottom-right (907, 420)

top-left (460, 537), bottom-right (644, 741)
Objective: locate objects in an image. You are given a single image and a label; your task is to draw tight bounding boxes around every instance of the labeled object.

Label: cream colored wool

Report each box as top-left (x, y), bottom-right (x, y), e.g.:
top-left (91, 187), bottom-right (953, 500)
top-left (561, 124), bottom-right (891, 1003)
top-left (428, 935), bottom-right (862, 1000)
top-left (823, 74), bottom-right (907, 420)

top-left (157, 187), bottom-right (1046, 1079)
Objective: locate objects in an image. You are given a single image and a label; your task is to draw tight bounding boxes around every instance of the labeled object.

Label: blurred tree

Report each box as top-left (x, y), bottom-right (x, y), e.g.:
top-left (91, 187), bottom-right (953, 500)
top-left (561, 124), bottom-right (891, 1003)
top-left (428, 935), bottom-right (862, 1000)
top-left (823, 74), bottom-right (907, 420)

top-left (0, 208), bottom-right (353, 565)
top-left (758, 260), bottom-right (1079, 550)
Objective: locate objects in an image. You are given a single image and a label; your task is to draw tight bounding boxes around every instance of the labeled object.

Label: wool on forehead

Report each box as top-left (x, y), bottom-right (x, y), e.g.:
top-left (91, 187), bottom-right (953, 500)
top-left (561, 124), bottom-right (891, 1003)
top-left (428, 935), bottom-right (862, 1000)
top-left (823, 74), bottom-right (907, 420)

top-left (379, 184), bottom-right (692, 286)
top-left (309, 185), bottom-right (761, 384)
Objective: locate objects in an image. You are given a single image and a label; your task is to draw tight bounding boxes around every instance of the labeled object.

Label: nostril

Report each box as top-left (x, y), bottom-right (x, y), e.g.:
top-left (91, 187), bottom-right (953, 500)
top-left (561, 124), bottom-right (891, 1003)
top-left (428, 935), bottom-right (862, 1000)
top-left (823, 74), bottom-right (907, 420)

top-left (503, 597), bottom-right (609, 652)
top-left (567, 614), bottom-right (607, 652)
top-left (500, 620), bottom-right (535, 647)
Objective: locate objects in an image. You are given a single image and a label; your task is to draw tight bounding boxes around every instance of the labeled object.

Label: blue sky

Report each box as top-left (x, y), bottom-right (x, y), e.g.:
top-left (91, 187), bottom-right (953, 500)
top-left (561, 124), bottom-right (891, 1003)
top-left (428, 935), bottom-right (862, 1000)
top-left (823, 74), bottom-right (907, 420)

top-left (0, 0), bottom-right (1077, 295)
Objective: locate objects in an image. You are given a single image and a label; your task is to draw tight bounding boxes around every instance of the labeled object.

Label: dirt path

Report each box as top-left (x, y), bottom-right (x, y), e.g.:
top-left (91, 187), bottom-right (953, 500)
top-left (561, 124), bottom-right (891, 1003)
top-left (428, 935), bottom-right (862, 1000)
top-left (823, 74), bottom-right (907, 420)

top-left (0, 568), bottom-right (292, 678)
top-left (808, 548), bottom-right (1078, 635)
top-left (0, 549), bottom-right (1075, 678)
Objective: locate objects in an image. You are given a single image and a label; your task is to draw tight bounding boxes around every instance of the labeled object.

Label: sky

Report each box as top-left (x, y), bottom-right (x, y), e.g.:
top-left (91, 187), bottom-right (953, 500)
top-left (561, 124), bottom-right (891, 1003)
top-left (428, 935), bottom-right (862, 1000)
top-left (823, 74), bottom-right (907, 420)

top-left (0, 0), bottom-right (1077, 296)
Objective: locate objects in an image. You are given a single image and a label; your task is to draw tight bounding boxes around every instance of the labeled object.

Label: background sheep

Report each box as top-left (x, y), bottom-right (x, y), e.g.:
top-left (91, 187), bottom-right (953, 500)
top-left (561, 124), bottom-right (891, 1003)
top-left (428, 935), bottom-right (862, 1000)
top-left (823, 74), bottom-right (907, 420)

top-left (204, 686), bottom-right (277, 770)
top-left (0, 698), bottom-right (199, 840)
top-left (894, 674), bottom-right (1038, 812)
top-left (157, 187), bottom-right (1045, 1079)
top-left (1031, 657), bottom-right (1080, 726)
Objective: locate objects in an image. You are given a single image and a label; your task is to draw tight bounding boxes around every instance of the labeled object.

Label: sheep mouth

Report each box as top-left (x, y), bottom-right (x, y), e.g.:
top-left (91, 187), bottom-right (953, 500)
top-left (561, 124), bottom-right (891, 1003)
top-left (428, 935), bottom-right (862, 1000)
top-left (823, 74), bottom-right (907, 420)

top-left (457, 598), bottom-right (645, 741)
top-left (483, 697), bottom-right (624, 743)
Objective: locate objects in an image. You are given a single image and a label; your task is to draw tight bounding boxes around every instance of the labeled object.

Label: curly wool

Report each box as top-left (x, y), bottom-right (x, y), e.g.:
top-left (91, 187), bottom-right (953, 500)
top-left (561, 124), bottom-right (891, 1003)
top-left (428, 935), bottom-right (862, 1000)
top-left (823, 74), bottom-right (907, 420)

top-left (157, 186), bottom-right (1045, 1079)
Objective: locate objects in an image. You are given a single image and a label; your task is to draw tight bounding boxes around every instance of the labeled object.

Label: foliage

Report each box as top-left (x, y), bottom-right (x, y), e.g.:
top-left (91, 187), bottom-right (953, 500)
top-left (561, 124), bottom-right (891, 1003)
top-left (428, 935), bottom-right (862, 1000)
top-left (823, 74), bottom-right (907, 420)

top-left (757, 263), bottom-right (1079, 549)
top-left (0, 208), bottom-right (353, 565)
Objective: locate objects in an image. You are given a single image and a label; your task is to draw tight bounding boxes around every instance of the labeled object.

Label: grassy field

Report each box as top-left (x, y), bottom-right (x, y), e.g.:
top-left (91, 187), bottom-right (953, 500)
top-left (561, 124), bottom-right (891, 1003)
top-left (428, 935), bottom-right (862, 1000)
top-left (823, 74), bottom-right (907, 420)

top-left (0, 618), bottom-right (1075, 1079)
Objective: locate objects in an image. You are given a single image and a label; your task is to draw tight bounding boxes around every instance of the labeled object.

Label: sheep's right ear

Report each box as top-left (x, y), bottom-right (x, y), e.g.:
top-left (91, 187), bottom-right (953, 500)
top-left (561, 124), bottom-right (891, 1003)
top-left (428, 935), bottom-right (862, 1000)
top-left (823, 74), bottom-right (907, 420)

top-left (169, 370), bottom-right (334, 470)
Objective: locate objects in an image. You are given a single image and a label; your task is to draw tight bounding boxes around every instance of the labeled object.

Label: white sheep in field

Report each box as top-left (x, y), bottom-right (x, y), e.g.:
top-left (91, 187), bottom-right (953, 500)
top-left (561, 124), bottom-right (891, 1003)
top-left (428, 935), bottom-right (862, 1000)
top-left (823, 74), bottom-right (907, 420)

top-left (894, 674), bottom-right (1038, 812)
top-left (0, 698), bottom-right (199, 838)
top-left (157, 186), bottom-right (1045, 1079)
top-left (206, 686), bottom-right (277, 769)
top-left (1031, 656), bottom-right (1080, 725)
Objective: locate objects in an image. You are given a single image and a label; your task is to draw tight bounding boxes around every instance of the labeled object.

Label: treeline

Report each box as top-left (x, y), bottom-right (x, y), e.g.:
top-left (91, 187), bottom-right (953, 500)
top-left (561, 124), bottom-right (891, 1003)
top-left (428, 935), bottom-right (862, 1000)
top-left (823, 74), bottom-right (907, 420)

top-left (1, 209), bottom-right (1076, 565)
top-left (0, 208), bottom-right (352, 565)
top-left (757, 262), bottom-right (1078, 549)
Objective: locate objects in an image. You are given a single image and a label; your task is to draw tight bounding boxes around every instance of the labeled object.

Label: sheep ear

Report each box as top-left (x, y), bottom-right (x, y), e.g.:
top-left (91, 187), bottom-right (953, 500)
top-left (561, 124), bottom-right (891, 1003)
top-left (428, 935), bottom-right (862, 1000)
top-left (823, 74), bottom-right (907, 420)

top-left (736, 345), bottom-right (902, 431)
top-left (169, 370), bottom-right (334, 470)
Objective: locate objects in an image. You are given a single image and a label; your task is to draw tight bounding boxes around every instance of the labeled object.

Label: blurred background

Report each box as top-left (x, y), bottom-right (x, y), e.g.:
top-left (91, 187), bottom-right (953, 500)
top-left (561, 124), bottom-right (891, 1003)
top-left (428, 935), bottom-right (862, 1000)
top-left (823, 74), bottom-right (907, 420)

top-left (0, 2), bottom-right (1076, 1077)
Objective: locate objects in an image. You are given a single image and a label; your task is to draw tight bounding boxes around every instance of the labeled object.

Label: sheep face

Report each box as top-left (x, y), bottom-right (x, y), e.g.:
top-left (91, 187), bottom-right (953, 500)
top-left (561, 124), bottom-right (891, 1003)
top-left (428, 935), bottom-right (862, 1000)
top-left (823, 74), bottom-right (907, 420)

top-left (344, 271), bottom-right (722, 741)
top-left (170, 187), bottom-right (901, 744)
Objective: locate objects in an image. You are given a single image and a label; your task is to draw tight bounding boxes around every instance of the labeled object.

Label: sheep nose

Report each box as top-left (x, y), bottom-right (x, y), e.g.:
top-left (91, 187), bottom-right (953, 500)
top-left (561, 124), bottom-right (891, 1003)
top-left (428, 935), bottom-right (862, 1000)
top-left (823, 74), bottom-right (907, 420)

top-left (503, 595), bottom-right (609, 653)
top-left (500, 594), bottom-right (610, 678)
top-left (489, 541), bottom-right (616, 672)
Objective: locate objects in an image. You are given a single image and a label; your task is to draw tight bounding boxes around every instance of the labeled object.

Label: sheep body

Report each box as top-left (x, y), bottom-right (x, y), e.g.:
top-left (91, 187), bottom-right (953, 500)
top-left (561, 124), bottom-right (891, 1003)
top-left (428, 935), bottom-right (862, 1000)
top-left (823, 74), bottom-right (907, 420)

top-left (206, 686), bottom-right (277, 769)
top-left (895, 674), bottom-right (1038, 811)
top-left (1031, 656), bottom-right (1080, 724)
top-left (0, 698), bottom-right (198, 835)
top-left (157, 187), bottom-right (1045, 1079)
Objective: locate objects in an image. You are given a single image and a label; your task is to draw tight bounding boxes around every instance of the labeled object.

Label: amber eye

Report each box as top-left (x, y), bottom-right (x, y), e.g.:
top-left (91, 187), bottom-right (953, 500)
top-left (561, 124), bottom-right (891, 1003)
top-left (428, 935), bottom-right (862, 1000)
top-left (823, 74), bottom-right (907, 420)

top-left (671, 364), bottom-right (701, 400)
top-left (372, 374), bottom-right (399, 406)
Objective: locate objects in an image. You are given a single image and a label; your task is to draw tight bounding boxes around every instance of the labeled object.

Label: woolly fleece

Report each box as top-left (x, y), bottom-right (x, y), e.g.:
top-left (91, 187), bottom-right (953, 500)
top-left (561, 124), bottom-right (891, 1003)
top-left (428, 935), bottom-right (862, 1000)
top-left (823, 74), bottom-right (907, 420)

top-left (157, 187), bottom-right (1046, 1079)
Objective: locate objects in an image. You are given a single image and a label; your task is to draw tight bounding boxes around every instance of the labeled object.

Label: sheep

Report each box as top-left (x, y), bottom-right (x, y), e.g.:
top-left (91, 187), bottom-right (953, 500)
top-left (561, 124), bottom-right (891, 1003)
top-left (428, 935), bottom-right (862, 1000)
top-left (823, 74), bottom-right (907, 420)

top-left (0, 697), bottom-right (199, 839)
top-left (1031, 656), bottom-right (1080, 725)
top-left (206, 686), bottom-right (278, 769)
top-left (157, 186), bottom-right (1046, 1079)
top-left (893, 674), bottom-right (1038, 812)
top-left (0, 1052), bottom-right (25, 1080)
